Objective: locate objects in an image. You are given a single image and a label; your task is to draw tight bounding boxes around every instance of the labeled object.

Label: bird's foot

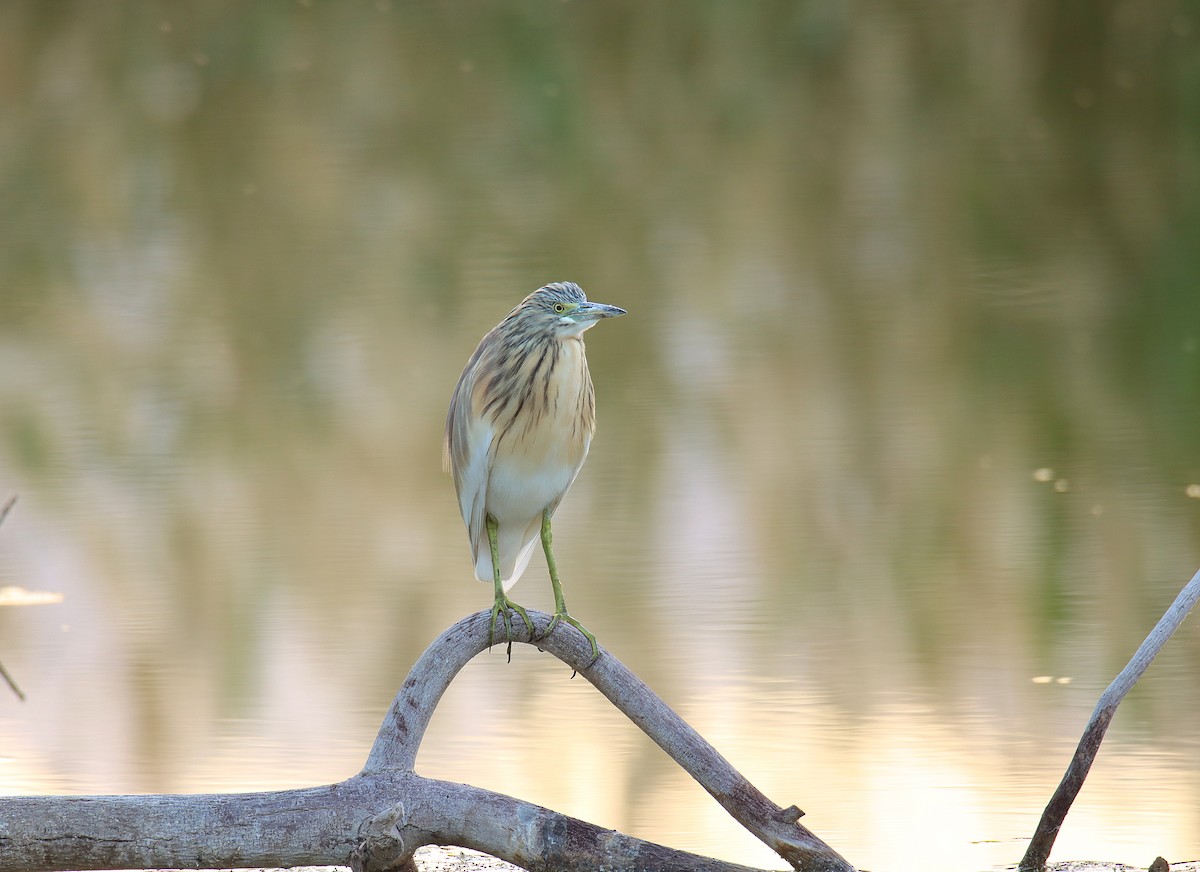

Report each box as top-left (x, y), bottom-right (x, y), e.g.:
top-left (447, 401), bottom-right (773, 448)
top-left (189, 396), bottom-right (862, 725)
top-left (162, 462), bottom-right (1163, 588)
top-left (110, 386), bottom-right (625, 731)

top-left (488, 595), bottom-right (535, 656)
top-left (542, 611), bottom-right (601, 666)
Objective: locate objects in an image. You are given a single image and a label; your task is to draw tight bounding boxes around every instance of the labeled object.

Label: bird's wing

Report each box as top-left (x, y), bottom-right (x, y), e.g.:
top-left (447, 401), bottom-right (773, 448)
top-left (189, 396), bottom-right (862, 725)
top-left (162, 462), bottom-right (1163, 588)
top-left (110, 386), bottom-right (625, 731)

top-left (444, 369), bottom-right (493, 562)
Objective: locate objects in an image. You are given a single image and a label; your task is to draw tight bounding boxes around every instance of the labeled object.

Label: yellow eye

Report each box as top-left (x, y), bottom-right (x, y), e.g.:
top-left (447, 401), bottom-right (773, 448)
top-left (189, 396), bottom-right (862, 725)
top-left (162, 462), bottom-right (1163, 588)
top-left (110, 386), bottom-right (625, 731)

top-left (553, 303), bottom-right (567, 313)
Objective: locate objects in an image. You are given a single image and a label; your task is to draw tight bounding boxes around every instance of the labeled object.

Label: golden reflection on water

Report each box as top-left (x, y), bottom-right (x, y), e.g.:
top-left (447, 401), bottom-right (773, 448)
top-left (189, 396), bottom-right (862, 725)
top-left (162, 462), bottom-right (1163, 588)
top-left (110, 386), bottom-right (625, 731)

top-left (2, 3), bottom-right (1200, 870)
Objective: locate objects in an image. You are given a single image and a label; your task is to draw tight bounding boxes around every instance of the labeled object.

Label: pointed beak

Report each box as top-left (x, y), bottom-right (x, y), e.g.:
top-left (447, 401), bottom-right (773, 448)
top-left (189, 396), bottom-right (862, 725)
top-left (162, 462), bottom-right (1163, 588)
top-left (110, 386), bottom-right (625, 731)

top-left (577, 301), bottom-right (627, 321)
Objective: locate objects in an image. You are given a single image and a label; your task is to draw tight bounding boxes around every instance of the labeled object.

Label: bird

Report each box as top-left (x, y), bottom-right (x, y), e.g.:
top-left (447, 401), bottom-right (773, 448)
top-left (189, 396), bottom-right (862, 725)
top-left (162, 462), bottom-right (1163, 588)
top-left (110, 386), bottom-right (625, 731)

top-left (444, 282), bottom-right (625, 661)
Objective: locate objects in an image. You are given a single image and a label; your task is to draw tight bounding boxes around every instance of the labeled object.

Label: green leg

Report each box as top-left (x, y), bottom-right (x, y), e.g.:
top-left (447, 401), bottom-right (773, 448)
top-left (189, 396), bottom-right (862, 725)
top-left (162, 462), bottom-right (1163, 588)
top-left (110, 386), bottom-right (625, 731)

top-left (540, 509), bottom-right (600, 663)
top-left (487, 515), bottom-right (534, 650)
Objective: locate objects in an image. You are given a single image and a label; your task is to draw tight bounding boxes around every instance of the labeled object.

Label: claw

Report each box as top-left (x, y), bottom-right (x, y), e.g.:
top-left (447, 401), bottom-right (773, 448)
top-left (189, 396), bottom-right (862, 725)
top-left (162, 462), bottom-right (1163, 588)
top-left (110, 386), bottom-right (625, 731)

top-left (541, 610), bottom-right (600, 666)
top-left (488, 594), bottom-right (534, 652)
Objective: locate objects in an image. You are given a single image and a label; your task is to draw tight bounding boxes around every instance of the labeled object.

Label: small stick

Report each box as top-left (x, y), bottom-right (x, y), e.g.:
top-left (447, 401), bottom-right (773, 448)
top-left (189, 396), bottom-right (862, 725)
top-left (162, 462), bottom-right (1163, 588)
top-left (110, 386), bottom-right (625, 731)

top-left (0, 496), bottom-right (23, 700)
top-left (1019, 566), bottom-right (1200, 871)
top-left (0, 661), bottom-right (23, 702)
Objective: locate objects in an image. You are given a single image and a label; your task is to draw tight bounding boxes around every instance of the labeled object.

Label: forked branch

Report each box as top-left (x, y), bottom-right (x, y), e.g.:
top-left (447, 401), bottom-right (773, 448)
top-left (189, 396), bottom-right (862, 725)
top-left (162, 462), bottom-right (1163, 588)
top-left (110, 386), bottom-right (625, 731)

top-left (0, 610), bottom-right (854, 872)
top-left (367, 609), bottom-right (851, 870)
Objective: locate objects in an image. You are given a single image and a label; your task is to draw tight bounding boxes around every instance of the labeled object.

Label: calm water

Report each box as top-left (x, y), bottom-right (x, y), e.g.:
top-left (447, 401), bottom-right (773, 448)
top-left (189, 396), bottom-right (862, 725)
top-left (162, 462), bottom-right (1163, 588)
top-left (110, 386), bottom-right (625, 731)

top-left (2, 3), bottom-right (1200, 871)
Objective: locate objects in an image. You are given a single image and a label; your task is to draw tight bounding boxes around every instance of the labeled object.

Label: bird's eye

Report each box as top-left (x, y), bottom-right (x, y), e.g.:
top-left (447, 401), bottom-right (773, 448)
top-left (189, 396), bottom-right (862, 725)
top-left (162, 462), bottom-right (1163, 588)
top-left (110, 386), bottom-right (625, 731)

top-left (553, 303), bottom-right (567, 313)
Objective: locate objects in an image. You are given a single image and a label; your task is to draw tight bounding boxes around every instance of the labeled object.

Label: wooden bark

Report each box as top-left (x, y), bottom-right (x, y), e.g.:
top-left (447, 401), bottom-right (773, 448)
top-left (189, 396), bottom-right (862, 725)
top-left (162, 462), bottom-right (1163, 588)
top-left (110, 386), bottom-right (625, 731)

top-left (1019, 567), bottom-right (1200, 871)
top-left (0, 610), bottom-right (855, 872)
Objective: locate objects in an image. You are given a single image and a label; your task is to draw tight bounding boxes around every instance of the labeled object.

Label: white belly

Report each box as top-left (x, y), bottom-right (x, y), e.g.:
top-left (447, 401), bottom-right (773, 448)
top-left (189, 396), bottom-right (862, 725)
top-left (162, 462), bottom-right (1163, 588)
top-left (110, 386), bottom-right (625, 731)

top-left (487, 453), bottom-right (580, 524)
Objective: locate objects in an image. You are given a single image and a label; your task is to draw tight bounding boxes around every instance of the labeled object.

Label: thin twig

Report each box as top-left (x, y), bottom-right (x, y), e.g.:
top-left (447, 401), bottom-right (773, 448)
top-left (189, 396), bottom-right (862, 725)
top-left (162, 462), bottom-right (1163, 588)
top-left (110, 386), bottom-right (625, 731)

top-left (0, 661), bottom-right (24, 702)
top-left (1019, 567), bottom-right (1200, 871)
top-left (0, 495), bottom-right (23, 701)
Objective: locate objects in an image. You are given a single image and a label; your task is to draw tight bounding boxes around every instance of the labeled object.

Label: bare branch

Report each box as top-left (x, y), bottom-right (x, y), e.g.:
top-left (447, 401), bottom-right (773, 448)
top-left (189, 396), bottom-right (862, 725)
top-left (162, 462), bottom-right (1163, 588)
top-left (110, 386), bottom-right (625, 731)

top-left (1020, 567), bottom-right (1200, 871)
top-left (0, 775), bottom-right (800, 872)
top-left (0, 610), bottom-right (855, 872)
top-left (365, 610), bottom-right (850, 871)
top-left (358, 778), bottom-right (801, 872)
top-left (0, 660), bottom-right (24, 702)
top-left (0, 784), bottom-right (380, 872)
top-left (0, 494), bottom-right (23, 701)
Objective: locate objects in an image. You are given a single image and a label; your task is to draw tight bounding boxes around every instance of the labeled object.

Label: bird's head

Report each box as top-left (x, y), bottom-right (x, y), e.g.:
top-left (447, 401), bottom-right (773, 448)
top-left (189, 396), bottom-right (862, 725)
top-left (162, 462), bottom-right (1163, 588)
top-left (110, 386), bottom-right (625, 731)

top-left (516, 282), bottom-right (626, 339)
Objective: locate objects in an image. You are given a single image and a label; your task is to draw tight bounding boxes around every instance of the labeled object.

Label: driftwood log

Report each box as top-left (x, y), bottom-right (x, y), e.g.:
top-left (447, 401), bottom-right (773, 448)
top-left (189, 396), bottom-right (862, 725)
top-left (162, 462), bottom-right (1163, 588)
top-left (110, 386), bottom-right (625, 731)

top-left (0, 610), bottom-right (855, 872)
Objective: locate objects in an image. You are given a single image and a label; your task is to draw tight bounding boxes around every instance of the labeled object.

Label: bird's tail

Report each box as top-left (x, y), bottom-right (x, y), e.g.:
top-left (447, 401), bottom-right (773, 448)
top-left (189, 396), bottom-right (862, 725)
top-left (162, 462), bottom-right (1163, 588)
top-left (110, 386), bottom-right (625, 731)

top-left (473, 521), bottom-right (540, 592)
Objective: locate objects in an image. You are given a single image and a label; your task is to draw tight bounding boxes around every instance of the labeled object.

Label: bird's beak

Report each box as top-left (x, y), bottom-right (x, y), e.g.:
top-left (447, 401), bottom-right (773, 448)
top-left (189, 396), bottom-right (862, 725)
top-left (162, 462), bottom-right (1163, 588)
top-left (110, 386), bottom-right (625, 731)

top-left (577, 301), bottom-right (627, 321)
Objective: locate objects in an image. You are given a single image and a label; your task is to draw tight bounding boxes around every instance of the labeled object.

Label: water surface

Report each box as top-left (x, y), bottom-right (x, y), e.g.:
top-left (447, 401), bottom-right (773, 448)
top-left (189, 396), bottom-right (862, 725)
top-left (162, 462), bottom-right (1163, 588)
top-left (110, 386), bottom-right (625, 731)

top-left (1, 4), bottom-right (1200, 871)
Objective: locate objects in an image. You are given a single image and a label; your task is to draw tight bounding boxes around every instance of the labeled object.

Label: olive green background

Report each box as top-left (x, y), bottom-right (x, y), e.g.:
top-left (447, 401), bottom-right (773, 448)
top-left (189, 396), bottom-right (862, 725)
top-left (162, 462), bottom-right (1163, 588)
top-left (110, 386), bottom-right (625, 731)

top-left (1, 3), bottom-right (1199, 870)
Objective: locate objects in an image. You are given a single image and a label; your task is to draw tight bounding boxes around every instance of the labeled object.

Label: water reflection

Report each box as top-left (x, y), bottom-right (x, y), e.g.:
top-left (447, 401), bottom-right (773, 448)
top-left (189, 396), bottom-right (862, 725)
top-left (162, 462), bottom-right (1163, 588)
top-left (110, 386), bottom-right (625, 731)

top-left (2, 2), bottom-right (1200, 871)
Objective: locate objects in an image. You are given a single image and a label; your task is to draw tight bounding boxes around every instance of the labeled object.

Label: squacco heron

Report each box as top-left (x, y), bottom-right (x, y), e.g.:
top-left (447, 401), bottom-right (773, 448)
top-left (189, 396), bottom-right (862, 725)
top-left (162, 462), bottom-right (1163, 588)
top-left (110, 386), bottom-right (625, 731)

top-left (444, 282), bottom-right (625, 660)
